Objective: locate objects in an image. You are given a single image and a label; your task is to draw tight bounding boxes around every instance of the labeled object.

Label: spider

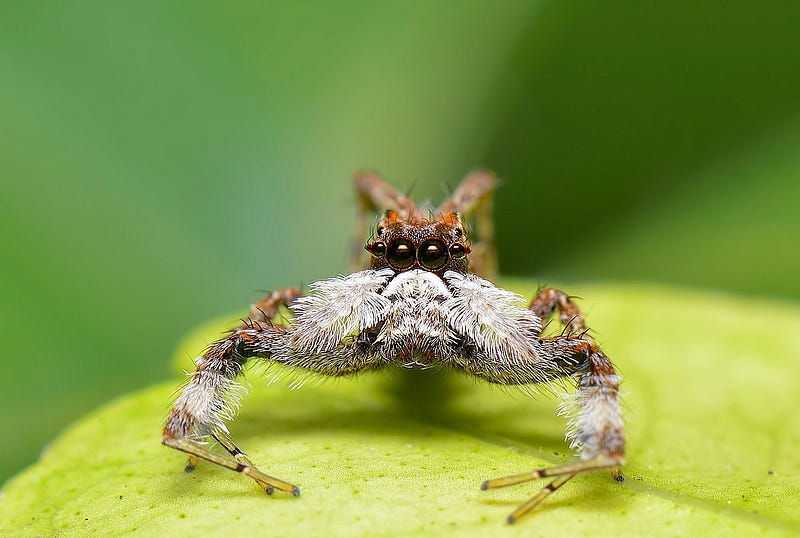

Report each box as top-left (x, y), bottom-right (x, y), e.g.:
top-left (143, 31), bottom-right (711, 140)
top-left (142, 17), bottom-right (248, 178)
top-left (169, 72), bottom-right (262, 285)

top-left (162, 170), bottom-right (625, 523)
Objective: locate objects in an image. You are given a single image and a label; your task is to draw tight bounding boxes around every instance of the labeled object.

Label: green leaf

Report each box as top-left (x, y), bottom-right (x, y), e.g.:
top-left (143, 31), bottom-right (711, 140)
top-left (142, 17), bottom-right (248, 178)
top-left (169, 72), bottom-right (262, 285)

top-left (2, 282), bottom-right (798, 536)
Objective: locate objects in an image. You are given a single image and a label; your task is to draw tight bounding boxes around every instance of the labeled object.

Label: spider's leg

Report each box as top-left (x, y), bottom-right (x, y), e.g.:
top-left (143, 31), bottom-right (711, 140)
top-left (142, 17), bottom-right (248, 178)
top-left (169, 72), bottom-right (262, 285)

top-left (162, 323), bottom-right (300, 495)
top-left (165, 270), bottom-right (391, 496)
top-left (437, 170), bottom-right (498, 279)
top-left (209, 431), bottom-right (287, 495)
top-left (163, 287), bottom-right (305, 494)
top-left (248, 287), bottom-right (305, 325)
top-left (163, 327), bottom-right (381, 494)
top-left (529, 287), bottom-right (586, 336)
top-left (164, 437), bottom-right (299, 496)
top-left (351, 170), bottom-right (422, 270)
top-left (444, 272), bottom-right (622, 520)
top-left (502, 473), bottom-right (576, 524)
top-left (478, 337), bottom-right (625, 523)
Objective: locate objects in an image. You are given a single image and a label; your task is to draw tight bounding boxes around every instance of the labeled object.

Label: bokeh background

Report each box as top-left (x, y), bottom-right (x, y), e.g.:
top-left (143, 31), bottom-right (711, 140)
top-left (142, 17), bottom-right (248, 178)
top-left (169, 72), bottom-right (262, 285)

top-left (1, 1), bottom-right (799, 485)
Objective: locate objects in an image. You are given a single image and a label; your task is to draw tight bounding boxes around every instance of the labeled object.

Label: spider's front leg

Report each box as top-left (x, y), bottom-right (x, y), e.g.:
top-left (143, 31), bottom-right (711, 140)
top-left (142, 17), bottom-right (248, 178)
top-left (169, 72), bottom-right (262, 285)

top-left (162, 323), bottom-right (301, 495)
top-left (164, 269), bottom-right (392, 497)
top-left (443, 274), bottom-right (624, 522)
top-left (480, 336), bottom-right (624, 522)
top-left (529, 286), bottom-right (586, 336)
top-left (162, 288), bottom-right (304, 496)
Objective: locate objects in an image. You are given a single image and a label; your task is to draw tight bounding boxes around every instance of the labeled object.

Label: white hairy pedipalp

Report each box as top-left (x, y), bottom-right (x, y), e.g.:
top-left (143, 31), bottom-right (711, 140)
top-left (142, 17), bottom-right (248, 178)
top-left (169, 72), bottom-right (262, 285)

top-left (288, 269), bottom-right (394, 352)
top-left (443, 271), bottom-right (543, 367)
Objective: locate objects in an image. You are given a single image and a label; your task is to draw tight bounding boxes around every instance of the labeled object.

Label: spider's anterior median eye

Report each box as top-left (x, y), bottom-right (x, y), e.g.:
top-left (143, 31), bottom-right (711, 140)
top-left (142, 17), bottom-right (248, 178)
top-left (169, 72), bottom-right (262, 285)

top-left (449, 243), bottom-right (467, 258)
top-left (387, 239), bottom-right (415, 269)
top-left (368, 241), bottom-right (386, 257)
top-left (418, 239), bottom-right (448, 270)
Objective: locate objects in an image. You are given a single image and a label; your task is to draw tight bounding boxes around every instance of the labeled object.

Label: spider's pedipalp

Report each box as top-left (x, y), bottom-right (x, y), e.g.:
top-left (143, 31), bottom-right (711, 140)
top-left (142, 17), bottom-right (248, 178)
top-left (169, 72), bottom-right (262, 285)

top-left (289, 269), bottom-right (393, 353)
top-left (443, 271), bottom-right (560, 385)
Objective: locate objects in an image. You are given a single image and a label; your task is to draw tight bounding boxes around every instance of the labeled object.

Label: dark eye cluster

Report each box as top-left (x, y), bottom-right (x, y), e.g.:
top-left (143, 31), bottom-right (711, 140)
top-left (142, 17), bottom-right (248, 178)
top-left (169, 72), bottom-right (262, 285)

top-left (368, 238), bottom-right (467, 270)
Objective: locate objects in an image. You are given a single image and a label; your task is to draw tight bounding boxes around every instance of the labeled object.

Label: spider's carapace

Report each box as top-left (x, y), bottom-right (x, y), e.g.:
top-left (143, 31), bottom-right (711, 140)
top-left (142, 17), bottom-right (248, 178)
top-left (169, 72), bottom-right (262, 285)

top-left (366, 210), bottom-right (470, 276)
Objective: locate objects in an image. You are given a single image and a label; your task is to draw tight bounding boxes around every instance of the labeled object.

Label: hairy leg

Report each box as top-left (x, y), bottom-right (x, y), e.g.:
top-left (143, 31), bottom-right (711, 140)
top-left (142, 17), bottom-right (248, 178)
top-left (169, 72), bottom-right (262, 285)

top-left (437, 170), bottom-right (498, 279)
top-left (163, 274), bottom-right (389, 495)
top-left (462, 336), bottom-right (624, 522)
top-left (248, 287), bottom-right (305, 325)
top-left (351, 170), bottom-right (422, 270)
top-left (529, 287), bottom-right (586, 336)
top-left (161, 322), bottom-right (298, 493)
top-left (163, 287), bottom-right (305, 492)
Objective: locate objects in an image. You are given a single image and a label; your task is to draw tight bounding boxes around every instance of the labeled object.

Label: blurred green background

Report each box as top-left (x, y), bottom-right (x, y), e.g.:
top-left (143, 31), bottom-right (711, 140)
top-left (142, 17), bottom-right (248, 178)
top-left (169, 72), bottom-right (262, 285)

top-left (1, 1), bottom-right (798, 485)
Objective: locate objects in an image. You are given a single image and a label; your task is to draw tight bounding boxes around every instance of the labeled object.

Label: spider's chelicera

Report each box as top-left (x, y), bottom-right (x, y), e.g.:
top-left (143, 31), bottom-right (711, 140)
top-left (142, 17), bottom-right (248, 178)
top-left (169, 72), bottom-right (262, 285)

top-left (162, 171), bottom-right (625, 523)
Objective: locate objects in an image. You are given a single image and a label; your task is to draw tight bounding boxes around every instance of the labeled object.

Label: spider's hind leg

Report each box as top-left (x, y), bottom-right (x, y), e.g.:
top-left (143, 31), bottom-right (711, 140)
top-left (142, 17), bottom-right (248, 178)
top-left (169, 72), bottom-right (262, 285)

top-left (351, 170), bottom-right (422, 271)
top-left (437, 170), bottom-right (498, 280)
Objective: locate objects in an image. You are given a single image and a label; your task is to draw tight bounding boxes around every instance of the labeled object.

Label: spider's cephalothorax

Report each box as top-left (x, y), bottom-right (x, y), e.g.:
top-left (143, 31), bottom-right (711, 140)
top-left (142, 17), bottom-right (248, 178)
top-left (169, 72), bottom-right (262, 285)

top-left (162, 170), bottom-right (625, 524)
top-left (366, 210), bottom-right (470, 276)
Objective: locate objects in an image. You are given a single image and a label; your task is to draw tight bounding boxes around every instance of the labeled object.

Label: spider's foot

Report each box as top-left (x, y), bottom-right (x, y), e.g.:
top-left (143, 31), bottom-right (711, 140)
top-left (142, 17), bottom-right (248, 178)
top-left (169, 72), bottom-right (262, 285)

top-left (245, 466), bottom-right (300, 497)
top-left (508, 473), bottom-right (576, 523)
top-left (184, 455), bottom-right (200, 473)
top-left (262, 484), bottom-right (300, 496)
top-left (163, 437), bottom-right (300, 497)
top-left (481, 456), bottom-right (623, 523)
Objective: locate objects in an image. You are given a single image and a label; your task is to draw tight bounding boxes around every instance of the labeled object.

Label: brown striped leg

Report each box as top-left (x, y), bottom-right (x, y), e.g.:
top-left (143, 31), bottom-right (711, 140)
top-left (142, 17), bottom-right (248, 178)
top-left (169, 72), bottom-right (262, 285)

top-left (162, 323), bottom-right (299, 495)
top-left (210, 432), bottom-right (297, 495)
top-left (478, 337), bottom-right (624, 523)
top-left (248, 287), bottom-right (305, 325)
top-left (505, 474), bottom-right (576, 523)
top-left (529, 287), bottom-right (586, 336)
top-left (163, 286), bottom-right (306, 495)
top-left (164, 438), bottom-right (299, 495)
top-left (482, 454), bottom-right (622, 524)
top-left (437, 170), bottom-right (498, 279)
top-left (351, 170), bottom-right (423, 271)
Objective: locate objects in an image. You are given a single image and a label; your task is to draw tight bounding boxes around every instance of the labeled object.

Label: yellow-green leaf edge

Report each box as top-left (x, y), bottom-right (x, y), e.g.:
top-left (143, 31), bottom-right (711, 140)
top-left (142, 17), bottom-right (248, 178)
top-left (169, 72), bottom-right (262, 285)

top-left (1, 281), bottom-right (798, 537)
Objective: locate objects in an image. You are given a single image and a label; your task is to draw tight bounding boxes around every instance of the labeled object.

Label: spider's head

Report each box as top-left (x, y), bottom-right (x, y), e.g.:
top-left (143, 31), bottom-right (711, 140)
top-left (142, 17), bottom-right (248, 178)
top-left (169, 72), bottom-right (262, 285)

top-left (364, 210), bottom-right (471, 276)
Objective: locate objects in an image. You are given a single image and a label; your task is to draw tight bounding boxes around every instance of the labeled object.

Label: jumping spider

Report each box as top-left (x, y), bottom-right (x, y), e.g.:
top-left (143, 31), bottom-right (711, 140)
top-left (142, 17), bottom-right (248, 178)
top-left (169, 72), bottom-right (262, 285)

top-left (163, 171), bottom-right (625, 523)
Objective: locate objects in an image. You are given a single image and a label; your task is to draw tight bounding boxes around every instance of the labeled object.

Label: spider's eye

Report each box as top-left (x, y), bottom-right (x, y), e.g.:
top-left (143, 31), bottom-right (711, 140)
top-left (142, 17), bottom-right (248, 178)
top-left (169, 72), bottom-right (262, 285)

top-left (449, 243), bottom-right (467, 258)
top-left (419, 239), bottom-right (448, 270)
top-left (387, 239), bottom-right (415, 269)
top-left (368, 241), bottom-right (386, 257)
